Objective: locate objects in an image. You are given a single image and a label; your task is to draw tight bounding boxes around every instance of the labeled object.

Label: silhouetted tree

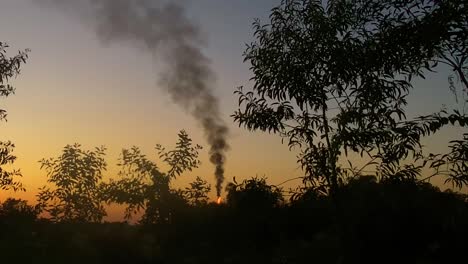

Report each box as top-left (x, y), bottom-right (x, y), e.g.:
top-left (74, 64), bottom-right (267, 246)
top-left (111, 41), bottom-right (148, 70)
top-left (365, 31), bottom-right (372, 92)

top-left (183, 176), bottom-right (211, 206)
top-left (226, 177), bottom-right (284, 210)
top-left (233, 0), bottom-right (468, 193)
top-left (0, 198), bottom-right (39, 224)
top-left (221, 177), bottom-right (286, 254)
top-left (101, 130), bottom-right (203, 224)
top-left (37, 144), bottom-right (107, 222)
top-left (0, 42), bottom-right (28, 192)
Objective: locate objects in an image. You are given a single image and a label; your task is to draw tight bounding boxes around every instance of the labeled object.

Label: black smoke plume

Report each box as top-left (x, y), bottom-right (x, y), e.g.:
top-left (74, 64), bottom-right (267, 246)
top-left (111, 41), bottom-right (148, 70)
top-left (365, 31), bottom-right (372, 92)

top-left (37, 0), bottom-right (228, 196)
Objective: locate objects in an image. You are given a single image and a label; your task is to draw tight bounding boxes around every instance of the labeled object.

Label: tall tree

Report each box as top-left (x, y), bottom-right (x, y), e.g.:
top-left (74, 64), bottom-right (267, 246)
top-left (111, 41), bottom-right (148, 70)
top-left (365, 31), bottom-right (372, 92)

top-left (233, 0), bottom-right (467, 194)
top-left (101, 130), bottom-right (203, 224)
top-left (37, 144), bottom-right (107, 222)
top-left (0, 42), bottom-right (28, 192)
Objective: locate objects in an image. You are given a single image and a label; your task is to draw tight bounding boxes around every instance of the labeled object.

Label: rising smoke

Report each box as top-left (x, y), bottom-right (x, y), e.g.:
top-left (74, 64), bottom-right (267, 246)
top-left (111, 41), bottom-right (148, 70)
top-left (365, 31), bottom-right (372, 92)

top-left (37, 0), bottom-right (228, 196)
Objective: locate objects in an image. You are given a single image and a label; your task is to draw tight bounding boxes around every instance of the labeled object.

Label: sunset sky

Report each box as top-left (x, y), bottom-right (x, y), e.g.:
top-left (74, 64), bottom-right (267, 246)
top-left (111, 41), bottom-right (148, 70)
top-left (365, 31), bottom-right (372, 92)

top-left (0, 0), bottom-right (465, 219)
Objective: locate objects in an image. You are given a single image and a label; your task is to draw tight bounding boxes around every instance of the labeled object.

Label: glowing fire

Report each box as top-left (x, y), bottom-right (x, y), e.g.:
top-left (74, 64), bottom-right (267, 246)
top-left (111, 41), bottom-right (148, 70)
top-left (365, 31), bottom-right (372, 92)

top-left (217, 197), bottom-right (222, 204)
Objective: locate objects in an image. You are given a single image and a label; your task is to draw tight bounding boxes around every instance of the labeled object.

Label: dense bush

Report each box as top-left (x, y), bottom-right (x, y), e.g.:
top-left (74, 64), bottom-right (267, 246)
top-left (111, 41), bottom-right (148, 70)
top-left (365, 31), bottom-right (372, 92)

top-left (2, 177), bottom-right (468, 264)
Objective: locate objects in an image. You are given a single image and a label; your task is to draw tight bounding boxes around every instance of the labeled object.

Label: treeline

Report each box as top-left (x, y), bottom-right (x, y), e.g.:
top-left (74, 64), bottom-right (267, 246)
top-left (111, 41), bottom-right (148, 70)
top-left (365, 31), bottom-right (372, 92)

top-left (1, 130), bottom-right (467, 263)
top-left (1, 176), bottom-right (468, 263)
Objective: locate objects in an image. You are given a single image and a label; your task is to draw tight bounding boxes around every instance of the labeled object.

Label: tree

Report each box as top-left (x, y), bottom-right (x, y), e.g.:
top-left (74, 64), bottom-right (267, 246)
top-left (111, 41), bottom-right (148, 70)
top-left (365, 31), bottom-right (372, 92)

top-left (37, 144), bottom-right (107, 222)
top-left (184, 176), bottom-right (211, 206)
top-left (226, 177), bottom-right (284, 210)
top-left (0, 198), bottom-right (39, 224)
top-left (101, 130), bottom-right (203, 224)
top-left (233, 0), bottom-right (468, 194)
top-left (0, 42), bottom-right (28, 192)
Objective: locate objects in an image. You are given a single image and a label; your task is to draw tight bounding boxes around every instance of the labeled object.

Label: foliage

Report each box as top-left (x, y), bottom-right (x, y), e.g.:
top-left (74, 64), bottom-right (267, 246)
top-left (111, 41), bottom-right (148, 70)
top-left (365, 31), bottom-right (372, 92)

top-left (226, 177), bottom-right (284, 210)
top-left (0, 42), bottom-right (29, 120)
top-left (1, 176), bottom-right (468, 263)
top-left (183, 176), bottom-right (211, 206)
top-left (0, 141), bottom-right (24, 191)
top-left (0, 198), bottom-right (39, 223)
top-left (37, 144), bottom-right (107, 223)
top-left (156, 130), bottom-right (202, 179)
top-left (423, 133), bottom-right (468, 189)
top-left (337, 177), bottom-right (468, 262)
top-left (233, 0), bottom-right (468, 193)
top-left (0, 42), bottom-right (28, 192)
top-left (101, 130), bottom-right (203, 224)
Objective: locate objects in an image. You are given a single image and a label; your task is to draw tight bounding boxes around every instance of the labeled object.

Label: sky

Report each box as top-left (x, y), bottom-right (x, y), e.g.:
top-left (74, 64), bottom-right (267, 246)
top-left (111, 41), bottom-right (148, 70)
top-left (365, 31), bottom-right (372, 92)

top-left (0, 0), bottom-right (466, 219)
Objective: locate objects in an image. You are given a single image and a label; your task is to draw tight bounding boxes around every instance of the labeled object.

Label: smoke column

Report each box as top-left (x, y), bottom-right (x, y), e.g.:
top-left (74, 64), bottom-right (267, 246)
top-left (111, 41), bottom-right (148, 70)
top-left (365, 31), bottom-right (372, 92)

top-left (37, 0), bottom-right (228, 196)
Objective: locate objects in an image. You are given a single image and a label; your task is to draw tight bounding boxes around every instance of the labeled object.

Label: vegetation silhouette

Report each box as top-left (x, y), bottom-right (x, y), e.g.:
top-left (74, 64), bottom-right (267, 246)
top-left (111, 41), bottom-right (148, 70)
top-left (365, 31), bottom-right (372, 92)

top-left (1, 0), bottom-right (468, 263)
top-left (0, 42), bottom-right (28, 192)
top-left (100, 130), bottom-right (205, 224)
top-left (37, 144), bottom-right (107, 223)
top-left (233, 0), bottom-right (467, 194)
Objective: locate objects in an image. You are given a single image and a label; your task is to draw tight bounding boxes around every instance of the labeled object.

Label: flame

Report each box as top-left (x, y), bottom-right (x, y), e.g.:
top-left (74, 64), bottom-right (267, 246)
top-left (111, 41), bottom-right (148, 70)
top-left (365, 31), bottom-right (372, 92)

top-left (217, 197), bottom-right (222, 204)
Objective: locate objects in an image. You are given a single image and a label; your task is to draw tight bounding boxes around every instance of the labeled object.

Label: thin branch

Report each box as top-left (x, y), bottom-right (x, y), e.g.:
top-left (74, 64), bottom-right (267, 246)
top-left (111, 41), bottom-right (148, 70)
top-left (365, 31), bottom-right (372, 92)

top-left (276, 176), bottom-right (304, 187)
